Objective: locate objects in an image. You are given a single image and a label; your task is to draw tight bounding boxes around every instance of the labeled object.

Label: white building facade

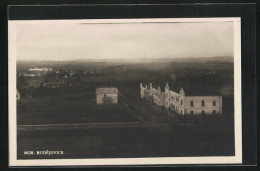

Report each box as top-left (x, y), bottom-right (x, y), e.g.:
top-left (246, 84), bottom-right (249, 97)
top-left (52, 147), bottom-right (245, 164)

top-left (184, 96), bottom-right (222, 115)
top-left (141, 82), bottom-right (222, 115)
top-left (165, 83), bottom-right (186, 115)
top-left (140, 82), bottom-right (165, 107)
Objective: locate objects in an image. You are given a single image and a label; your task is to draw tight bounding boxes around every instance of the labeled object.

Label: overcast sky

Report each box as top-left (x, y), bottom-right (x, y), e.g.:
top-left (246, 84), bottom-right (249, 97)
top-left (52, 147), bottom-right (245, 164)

top-left (16, 20), bottom-right (234, 61)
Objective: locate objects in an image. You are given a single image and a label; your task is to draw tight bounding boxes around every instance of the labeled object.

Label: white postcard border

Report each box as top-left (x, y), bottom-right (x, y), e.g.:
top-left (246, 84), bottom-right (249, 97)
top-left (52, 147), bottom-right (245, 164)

top-left (8, 17), bottom-right (242, 166)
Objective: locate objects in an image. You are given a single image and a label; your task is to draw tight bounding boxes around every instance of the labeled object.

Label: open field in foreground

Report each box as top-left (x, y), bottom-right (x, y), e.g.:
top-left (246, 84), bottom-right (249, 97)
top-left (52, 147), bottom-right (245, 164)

top-left (17, 118), bottom-right (234, 159)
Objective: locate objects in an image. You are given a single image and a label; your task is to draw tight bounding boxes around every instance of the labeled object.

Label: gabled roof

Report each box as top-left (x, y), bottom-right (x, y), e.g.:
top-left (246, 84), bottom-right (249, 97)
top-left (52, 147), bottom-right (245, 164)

top-left (142, 81), bottom-right (221, 96)
top-left (168, 83), bottom-right (220, 96)
top-left (181, 86), bottom-right (220, 96)
top-left (96, 87), bottom-right (118, 94)
top-left (141, 80), bottom-right (167, 91)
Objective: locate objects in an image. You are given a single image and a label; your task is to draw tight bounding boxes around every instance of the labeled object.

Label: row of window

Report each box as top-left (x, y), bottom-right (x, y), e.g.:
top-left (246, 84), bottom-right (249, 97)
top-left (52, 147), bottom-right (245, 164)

top-left (190, 100), bottom-right (216, 106)
top-left (190, 110), bottom-right (216, 115)
top-left (166, 100), bottom-right (216, 107)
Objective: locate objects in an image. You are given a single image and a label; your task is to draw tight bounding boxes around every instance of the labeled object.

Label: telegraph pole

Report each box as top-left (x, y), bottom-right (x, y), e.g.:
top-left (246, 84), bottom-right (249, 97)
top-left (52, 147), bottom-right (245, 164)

top-left (141, 99), bottom-right (144, 121)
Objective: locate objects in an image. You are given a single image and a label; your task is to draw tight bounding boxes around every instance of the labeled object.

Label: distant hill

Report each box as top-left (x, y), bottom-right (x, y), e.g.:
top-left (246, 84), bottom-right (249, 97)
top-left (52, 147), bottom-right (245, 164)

top-left (17, 57), bottom-right (233, 64)
top-left (17, 56), bottom-right (233, 64)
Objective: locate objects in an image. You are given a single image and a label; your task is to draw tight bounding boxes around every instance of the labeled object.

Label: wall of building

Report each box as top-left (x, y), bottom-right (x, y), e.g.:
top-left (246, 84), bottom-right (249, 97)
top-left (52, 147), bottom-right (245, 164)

top-left (141, 82), bottom-right (222, 116)
top-left (153, 92), bottom-right (165, 107)
top-left (144, 89), bottom-right (151, 101)
top-left (184, 96), bottom-right (222, 115)
top-left (140, 84), bottom-right (145, 98)
top-left (165, 89), bottom-right (185, 115)
top-left (96, 93), bottom-right (118, 104)
top-left (165, 88), bottom-right (170, 108)
top-left (140, 83), bottom-right (165, 107)
top-left (159, 92), bottom-right (165, 107)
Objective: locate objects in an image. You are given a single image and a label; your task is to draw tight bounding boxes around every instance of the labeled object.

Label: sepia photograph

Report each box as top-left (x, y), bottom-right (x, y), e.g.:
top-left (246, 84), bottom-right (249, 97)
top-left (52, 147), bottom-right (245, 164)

top-left (9, 18), bottom-right (242, 166)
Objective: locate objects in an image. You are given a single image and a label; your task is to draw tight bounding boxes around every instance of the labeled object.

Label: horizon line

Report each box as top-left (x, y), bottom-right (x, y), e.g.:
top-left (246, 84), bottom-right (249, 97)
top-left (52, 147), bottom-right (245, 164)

top-left (17, 56), bottom-right (233, 62)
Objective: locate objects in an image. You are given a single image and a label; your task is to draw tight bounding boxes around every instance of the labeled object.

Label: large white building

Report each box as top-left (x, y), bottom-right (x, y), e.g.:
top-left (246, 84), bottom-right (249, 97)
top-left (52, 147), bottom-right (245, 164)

top-left (140, 82), bottom-right (222, 115)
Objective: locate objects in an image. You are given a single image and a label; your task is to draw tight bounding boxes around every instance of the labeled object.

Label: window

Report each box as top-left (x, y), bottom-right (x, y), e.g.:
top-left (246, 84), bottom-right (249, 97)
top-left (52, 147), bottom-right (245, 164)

top-left (190, 111), bottom-right (193, 115)
top-left (213, 100), bottom-right (216, 106)
top-left (202, 110), bottom-right (205, 115)
top-left (190, 101), bottom-right (193, 106)
top-left (213, 110), bottom-right (216, 114)
top-left (202, 100), bottom-right (205, 106)
top-left (181, 100), bottom-right (183, 105)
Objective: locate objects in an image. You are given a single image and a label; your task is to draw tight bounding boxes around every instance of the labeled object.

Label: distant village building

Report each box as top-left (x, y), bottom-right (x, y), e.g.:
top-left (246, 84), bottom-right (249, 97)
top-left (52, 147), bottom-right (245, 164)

top-left (26, 67), bottom-right (52, 77)
top-left (111, 64), bottom-right (128, 73)
top-left (29, 67), bottom-right (52, 72)
top-left (140, 82), bottom-right (222, 115)
top-left (23, 73), bottom-right (36, 77)
top-left (104, 64), bottom-right (128, 73)
top-left (96, 87), bottom-right (119, 104)
top-left (16, 90), bottom-right (20, 100)
top-left (43, 82), bottom-right (67, 88)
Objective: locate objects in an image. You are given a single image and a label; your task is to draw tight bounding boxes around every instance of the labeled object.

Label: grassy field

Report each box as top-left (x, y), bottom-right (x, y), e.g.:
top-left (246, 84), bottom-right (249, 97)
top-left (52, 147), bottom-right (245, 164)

top-left (17, 118), bottom-right (234, 159)
top-left (17, 92), bottom-right (139, 125)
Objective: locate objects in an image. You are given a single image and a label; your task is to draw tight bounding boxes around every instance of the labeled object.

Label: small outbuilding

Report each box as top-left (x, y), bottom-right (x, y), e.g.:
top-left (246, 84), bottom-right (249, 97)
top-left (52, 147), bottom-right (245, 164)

top-left (96, 87), bottom-right (118, 104)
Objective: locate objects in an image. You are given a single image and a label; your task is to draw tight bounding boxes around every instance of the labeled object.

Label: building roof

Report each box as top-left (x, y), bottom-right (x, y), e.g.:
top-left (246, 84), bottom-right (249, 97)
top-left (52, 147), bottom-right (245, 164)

top-left (182, 86), bottom-right (220, 96)
top-left (96, 87), bottom-right (119, 94)
top-left (142, 81), bottom-right (221, 96)
top-left (141, 80), bottom-right (168, 91)
top-left (168, 83), bottom-right (220, 96)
